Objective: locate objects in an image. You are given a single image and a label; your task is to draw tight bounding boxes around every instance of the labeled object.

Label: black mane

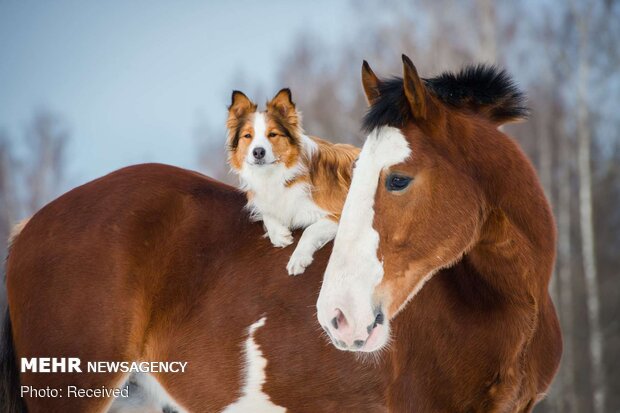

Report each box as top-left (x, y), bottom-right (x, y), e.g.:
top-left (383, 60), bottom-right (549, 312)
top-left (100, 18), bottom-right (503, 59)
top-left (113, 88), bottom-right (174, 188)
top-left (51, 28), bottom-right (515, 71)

top-left (362, 65), bottom-right (528, 132)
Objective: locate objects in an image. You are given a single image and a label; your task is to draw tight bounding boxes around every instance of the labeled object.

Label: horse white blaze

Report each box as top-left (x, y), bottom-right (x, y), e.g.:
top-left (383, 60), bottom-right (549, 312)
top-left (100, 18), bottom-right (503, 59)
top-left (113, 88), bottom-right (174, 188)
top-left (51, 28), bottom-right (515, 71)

top-left (316, 126), bottom-right (411, 352)
top-left (222, 317), bottom-right (286, 413)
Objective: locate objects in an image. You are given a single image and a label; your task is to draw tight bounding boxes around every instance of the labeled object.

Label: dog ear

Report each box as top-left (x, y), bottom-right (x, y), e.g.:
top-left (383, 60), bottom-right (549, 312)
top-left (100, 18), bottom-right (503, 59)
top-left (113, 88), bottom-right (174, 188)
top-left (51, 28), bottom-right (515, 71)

top-left (267, 88), bottom-right (296, 117)
top-left (228, 90), bottom-right (257, 118)
top-left (361, 60), bottom-right (381, 105)
top-left (267, 88), bottom-right (301, 130)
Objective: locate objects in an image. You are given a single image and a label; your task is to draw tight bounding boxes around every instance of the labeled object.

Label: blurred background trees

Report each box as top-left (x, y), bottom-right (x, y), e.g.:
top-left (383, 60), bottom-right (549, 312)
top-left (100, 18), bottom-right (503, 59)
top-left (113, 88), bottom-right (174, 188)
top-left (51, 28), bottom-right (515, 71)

top-left (0, 109), bottom-right (68, 309)
top-left (1, 0), bottom-right (618, 411)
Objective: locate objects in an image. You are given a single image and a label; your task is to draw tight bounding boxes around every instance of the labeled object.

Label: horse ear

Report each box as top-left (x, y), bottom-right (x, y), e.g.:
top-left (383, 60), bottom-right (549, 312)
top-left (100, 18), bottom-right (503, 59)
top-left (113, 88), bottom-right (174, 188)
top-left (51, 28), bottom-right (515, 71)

top-left (402, 55), bottom-right (427, 120)
top-left (361, 60), bottom-right (381, 105)
top-left (228, 91), bottom-right (256, 118)
top-left (267, 88), bottom-right (296, 117)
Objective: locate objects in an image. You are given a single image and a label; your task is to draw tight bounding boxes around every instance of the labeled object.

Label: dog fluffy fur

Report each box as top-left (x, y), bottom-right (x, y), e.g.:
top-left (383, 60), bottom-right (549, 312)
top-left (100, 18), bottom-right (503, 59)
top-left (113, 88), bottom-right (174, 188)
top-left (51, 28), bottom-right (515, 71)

top-left (226, 89), bottom-right (359, 275)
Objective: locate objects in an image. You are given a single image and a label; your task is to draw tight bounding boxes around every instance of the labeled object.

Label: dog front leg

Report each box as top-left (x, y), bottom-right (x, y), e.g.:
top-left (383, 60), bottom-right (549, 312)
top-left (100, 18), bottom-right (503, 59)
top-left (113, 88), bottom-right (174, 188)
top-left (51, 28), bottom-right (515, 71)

top-left (287, 218), bottom-right (338, 275)
top-left (262, 215), bottom-right (294, 248)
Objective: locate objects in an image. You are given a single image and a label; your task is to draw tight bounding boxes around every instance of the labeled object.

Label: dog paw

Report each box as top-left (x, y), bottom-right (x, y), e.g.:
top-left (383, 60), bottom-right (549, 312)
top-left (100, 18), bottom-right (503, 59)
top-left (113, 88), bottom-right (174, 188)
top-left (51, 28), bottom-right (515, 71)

top-left (267, 228), bottom-right (294, 248)
top-left (287, 251), bottom-right (313, 276)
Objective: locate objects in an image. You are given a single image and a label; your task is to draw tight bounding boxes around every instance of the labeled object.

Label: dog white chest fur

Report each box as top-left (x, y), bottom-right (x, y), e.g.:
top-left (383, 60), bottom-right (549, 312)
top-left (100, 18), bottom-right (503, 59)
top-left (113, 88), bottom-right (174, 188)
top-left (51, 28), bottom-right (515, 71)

top-left (238, 139), bottom-right (338, 275)
top-left (241, 161), bottom-right (326, 233)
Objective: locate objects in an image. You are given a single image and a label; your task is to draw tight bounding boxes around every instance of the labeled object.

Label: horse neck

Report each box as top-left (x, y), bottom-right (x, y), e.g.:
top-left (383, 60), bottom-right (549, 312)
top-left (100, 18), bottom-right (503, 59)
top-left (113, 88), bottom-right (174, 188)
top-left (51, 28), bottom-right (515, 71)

top-left (467, 210), bottom-right (552, 305)
top-left (464, 125), bottom-right (556, 304)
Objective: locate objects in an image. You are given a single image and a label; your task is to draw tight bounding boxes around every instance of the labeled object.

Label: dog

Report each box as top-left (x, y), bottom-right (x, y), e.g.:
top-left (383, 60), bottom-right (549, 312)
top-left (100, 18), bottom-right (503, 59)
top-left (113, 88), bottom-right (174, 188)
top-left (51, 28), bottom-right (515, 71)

top-left (226, 88), bottom-right (359, 275)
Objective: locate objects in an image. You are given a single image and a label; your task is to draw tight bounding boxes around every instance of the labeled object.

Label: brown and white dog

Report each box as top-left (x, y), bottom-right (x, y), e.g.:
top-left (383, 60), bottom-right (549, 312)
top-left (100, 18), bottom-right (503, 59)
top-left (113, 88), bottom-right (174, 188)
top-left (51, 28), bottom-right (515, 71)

top-left (226, 88), bottom-right (359, 275)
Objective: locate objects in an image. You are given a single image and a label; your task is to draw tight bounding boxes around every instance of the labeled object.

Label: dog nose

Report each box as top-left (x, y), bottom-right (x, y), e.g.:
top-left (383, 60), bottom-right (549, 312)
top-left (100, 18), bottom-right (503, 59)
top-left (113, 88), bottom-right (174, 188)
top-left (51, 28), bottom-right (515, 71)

top-left (253, 147), bottom-right (266, 160)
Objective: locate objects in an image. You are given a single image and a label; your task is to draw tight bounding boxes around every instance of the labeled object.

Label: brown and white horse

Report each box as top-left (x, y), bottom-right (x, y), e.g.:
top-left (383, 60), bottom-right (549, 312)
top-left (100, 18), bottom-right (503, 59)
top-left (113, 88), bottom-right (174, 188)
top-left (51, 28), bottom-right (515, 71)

top-left (1, 56), bottom-right (561, 413)
top-left (317, 56), bottom-right (562, 411)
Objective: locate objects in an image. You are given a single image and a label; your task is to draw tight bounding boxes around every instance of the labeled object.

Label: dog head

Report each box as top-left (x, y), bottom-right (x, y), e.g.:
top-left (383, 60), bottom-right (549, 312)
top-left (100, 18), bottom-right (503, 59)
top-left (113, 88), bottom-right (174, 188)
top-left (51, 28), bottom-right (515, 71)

top-left (227, 89), bottom-right (304, 172)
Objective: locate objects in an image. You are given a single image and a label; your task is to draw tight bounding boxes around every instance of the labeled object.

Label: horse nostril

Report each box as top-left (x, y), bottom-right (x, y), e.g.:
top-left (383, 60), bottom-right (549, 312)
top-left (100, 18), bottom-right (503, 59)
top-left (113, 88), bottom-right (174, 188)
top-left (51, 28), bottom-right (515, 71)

top-left (375, 311), bottom-right (384, 326)
top-left (253, 147), bottom-right (266, 160)
top-left (331, 308), bottom-right (348, 331)
top-left (368, 311), bottom-right (385, 334)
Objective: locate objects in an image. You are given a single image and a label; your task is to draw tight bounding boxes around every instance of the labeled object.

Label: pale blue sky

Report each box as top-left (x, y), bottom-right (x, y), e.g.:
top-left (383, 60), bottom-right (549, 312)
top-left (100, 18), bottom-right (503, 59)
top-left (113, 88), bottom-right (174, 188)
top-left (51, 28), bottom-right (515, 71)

top-left (0, 0), bottom-right (352, 187)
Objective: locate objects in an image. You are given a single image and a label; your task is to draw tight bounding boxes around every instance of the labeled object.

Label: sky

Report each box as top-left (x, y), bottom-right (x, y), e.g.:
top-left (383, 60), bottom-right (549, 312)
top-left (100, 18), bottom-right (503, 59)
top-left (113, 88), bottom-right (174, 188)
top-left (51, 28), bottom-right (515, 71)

top-left (0, 0), bottom-right (352, 188)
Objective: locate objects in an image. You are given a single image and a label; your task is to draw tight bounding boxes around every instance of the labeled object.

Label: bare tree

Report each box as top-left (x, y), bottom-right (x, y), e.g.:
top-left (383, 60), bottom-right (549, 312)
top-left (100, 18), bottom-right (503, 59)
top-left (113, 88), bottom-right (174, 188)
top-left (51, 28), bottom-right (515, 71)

top-left (0, 133), bottom-right (18, 249)
top-left (573, 5), bottom-right (605, 411)
top-left (475, 0), bottom-right (498, 62)
top-left (22, 109), bottom-right (68, 214)
top-left (0, 109), bottom-right (69, 310)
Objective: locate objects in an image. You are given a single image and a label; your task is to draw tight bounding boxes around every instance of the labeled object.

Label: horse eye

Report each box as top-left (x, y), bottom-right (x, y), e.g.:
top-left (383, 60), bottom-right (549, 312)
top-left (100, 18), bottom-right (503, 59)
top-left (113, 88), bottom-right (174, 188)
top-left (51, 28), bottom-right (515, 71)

top-left (243, 134), bottom-right (252, 139)
top-left (268, 132), bottom-right (277, 138)
top-left (386, 174), bottom-right (412, 192)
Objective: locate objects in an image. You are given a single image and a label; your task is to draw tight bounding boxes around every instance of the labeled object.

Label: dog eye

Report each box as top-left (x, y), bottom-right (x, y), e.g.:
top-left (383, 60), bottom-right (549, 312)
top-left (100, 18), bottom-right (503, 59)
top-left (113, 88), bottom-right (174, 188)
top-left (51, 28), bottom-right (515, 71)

top-left (268, 132), bottom-right (277, 138)
top-left (386, 174), bottom-right (412, 192)
top-left (243, 134), bottom-right (252, 139)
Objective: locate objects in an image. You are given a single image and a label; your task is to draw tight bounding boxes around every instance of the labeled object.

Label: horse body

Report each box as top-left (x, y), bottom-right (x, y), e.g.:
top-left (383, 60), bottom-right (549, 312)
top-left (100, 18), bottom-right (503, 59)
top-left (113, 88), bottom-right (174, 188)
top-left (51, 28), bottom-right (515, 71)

top-left (2, 160), bottom-right (561, 412)
top-left (387, 265), bottom-right (561, 412)
top-left (5, 164), bottom-right (388, 412)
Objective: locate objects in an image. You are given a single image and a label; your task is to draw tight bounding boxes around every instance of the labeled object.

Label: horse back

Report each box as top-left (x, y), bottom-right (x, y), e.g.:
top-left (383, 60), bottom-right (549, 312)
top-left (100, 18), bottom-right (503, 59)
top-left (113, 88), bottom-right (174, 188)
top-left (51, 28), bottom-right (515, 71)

top-left (5, 163), bottom-right (388, 412)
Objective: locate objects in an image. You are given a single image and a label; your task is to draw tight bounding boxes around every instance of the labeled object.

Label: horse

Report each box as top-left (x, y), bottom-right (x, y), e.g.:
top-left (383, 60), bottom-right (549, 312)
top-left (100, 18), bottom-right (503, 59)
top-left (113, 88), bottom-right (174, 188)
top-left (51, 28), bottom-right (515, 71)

top-left (316, 55), bottom-right (562, 411)
top-left (0, 56), bottom-right (561, 413)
